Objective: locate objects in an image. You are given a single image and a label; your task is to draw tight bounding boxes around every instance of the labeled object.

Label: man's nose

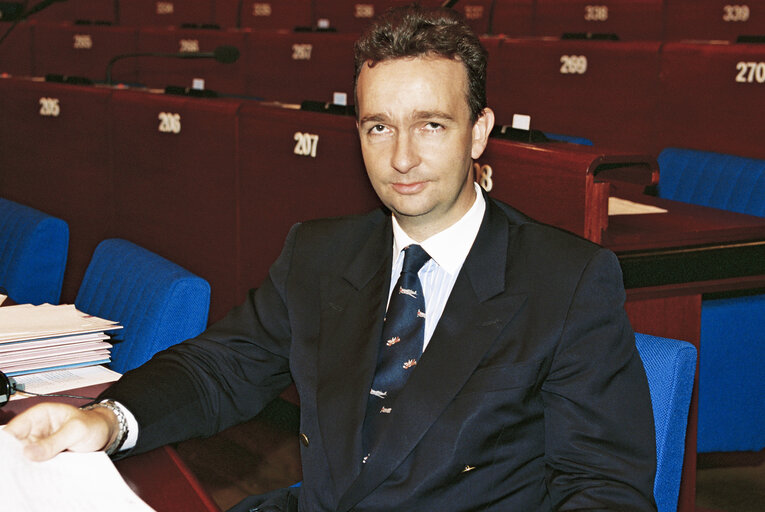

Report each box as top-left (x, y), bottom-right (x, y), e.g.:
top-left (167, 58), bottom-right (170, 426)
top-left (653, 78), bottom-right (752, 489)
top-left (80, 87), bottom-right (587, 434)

top-left (391, 133), bottom-right (420, 173)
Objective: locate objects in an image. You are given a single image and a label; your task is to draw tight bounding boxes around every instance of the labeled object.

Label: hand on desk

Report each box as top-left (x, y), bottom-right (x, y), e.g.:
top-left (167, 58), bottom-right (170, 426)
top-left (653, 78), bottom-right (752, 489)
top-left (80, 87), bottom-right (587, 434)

top-left (4, 402), bottom-right (119, 461)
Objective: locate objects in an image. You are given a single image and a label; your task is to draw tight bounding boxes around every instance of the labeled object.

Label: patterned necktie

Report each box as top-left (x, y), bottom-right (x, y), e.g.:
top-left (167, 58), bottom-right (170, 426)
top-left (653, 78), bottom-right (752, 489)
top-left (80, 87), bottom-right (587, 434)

top-left (363, 244), bottom-right (431, 454)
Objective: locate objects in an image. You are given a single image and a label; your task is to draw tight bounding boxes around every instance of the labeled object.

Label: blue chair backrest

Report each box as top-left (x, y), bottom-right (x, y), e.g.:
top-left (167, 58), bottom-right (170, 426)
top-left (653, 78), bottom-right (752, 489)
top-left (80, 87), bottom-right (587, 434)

top-left (657, 148), bottom-right (765, 217)
top-left (634, 332), bottom-right (697, 512)
top-left (75, 238), bottom-right (211, 374)
top-left (0, 198), bottom-right (69, 305)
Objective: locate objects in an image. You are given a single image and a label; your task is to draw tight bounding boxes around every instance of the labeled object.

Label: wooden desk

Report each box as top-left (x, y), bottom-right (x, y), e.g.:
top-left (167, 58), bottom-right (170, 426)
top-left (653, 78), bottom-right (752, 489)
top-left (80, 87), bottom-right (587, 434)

top-left (605, 184), bottom-right (765, 512)
top-left (0, 383), bottom-right (220, 512)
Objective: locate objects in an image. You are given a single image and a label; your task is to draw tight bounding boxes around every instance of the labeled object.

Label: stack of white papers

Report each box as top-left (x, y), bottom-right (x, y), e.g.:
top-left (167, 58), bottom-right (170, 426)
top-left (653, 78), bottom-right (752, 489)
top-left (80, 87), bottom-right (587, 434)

top-left (0, 304), bottom-right (122, 377)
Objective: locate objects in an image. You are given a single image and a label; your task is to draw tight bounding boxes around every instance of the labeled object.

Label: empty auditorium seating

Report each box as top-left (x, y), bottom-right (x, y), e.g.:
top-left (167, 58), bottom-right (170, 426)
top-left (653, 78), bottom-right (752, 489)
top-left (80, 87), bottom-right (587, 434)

top-left (0, 78), bottom-right (114, 303)
top-left (490, 0), bottom-right (534, 36)
top-left (534, 0), bottom-right (664, 40)
top-left (657, 41), bottom-right (765, 160)
top-left (486, 38), bottom-right (662, 153)
top-left (119, 0), bottom-right (215, 28)
top-left (0, 21), bottom-right (34, 76)
top-left (136, 26), bottom-right (247, 94)
top-left (32, 21), bottom-right (138, 83)
top-left (665, 0), bottom-right (765, 42)
top-left (108, 90), bottom-right (242, 322)
top-left (236, 103), bottom-right (380, 296)
top-left (245, 30), bottom-right (358, 104)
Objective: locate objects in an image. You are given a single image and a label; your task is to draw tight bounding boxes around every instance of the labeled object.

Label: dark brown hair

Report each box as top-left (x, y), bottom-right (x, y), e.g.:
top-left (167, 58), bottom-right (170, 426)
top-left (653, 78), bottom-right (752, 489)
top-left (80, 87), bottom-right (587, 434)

top-left (353, 4), bottom-right (488, 122)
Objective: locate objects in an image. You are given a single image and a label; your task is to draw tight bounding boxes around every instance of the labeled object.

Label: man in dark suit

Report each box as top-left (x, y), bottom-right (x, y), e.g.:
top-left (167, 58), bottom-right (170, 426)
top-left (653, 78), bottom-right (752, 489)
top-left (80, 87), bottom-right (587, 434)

top-left (8, 5), bottom-right (657, 511)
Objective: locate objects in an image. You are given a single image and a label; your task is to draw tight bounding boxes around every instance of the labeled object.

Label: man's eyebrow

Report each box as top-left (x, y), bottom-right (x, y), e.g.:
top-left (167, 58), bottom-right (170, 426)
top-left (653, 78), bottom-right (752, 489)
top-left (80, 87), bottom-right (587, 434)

top-left (358, 111), bottom-right (456, 125)
top-left (358, 113), bottom-right (389, 125)
top-left (412, 110), bottom-right (455, 122)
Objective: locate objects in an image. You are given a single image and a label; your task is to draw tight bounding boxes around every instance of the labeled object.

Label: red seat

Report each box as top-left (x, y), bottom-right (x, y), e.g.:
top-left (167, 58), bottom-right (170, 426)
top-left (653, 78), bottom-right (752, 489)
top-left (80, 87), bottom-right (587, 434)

top-left (0, 21), bottom-right (34, 76)
top-left (0, 78), bottom-right (114, 302)
top-left (486, 38), bottom-right (662, 154)
top-left (118, 0), bottom-right (214, 28)
top-left (657, 41), bottom-right (765, 160)
top-left (245, 30), bottom-right (358, 104)
top-left (136, 26), bottom-right (247, 94)
top-left (665, 0), bottom-right (765, 42)
top-left (108, 90), bottom-right (243, 321)
top-left (237, 103), bottom-right (380, 296)
top-left (32, 22), bottom-right (138, 83)
top-left (533, 0), bottom-right (664, 40)
top-left (490, 0), bottom-right (534, 36)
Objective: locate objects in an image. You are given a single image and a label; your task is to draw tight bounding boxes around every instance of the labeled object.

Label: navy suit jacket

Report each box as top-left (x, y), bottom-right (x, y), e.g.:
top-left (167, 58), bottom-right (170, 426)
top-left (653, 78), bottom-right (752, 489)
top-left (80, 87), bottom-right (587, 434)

top-left (104, 195), bottom-right (657, 511)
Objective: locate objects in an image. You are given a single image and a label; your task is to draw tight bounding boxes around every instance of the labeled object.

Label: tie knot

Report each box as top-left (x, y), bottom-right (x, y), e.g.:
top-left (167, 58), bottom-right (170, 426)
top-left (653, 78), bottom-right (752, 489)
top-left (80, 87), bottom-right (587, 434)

top-left (402, 245), bottom-right (430, 274)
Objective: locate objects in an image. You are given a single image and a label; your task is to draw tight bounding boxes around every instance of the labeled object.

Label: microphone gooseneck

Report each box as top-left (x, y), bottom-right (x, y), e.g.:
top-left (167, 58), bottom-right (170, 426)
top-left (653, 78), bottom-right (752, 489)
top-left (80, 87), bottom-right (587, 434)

top-left (104, 45), bottom-right (241, 85)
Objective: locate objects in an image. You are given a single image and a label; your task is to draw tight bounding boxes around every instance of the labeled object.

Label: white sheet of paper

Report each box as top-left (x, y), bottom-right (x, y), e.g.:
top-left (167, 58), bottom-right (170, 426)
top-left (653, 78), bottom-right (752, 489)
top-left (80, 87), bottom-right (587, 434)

top-left (0, 430), bottom-right (155, 511)
top-left (11, 366), bottom-right (121, 401)
top-left (609, 196), bottom-right (668, 216)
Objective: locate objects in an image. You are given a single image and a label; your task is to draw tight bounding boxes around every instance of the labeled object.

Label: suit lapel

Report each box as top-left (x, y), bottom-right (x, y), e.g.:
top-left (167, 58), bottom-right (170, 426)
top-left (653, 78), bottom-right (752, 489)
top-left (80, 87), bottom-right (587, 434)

top-left (336, 199), bottom-right (528, 511)
top-left (315, 217), bottom-right (392, 497)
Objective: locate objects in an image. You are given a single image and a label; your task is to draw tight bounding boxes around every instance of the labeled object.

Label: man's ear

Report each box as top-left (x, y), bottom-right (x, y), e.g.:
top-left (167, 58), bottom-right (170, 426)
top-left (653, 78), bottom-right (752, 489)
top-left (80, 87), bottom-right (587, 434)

top-left (471, 107), bottom-right (495, 160)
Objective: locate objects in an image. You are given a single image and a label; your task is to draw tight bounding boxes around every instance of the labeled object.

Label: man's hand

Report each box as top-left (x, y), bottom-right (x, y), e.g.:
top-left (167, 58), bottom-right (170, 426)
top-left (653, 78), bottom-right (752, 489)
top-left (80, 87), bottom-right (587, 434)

top-left (4, 402), bottom-right (119, 461)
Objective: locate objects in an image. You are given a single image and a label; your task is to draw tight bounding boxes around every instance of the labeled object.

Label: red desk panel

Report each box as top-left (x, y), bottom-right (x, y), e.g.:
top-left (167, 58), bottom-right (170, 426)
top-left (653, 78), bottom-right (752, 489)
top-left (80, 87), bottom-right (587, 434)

top-left (0, 78), bottom-right (115, 304)
top-left (235, 0), bottom-right (313, 30)
top-left (533, 0), bottom-right (664, 40)
top-left (0, 21), bottom-right (33, 77)
top-left (236, 103), bottom-right (381, 297)
top-left (108, 90), bottom-right (242, 322)
top-left (245, 30), bottom-right (358, 104)
top-left (33, 22), bottom-right (138, 83)
top-left (486, 38), bottom-right (662, 154)
top-left (657, 41), bottom-right (765, 160)
top-left (491, 0), bottom-right (534, 36)
top-left (75, 0), bottom-right (118, 24)
top-left (119, 0), bottom-right (214, 28)
top-left (665, 0), bottom-right (765, 42)
top-left (136, 26), bottom-right (248, 94)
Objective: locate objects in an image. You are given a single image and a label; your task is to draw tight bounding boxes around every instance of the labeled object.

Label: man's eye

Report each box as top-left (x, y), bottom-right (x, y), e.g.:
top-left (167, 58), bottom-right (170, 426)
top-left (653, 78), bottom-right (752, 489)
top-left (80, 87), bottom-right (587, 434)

top-left (370, 124), bottom-right (386, 133)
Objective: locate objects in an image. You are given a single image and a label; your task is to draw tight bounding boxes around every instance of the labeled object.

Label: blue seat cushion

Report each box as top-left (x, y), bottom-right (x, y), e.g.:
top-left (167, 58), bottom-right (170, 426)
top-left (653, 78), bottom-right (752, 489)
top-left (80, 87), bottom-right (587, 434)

top-left (0, 198), bottom-right (68, 305)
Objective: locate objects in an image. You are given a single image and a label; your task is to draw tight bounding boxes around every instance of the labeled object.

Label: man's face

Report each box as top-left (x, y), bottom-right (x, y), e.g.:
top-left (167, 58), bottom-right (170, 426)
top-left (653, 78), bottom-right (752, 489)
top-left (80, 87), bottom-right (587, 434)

top-left (356, 56), bottom-right (494, 240)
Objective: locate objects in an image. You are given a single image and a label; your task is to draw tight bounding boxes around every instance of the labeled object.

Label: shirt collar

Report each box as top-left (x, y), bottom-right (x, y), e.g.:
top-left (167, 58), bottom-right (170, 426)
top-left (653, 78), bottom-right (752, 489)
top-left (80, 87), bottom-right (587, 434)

top-left (392, 182), bottom-right (486, 275)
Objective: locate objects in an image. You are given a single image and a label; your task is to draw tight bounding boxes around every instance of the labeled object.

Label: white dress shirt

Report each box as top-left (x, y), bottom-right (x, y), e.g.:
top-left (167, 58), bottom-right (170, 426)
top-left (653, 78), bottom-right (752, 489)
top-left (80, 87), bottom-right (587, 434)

top-left (389, 182), bottom-right (486, 351)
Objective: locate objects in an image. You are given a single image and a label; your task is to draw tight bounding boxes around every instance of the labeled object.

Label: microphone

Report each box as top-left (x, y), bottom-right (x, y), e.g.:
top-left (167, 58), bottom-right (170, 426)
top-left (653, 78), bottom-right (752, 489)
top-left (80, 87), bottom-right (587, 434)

top-left (441, 0), bottom-right (459, 7)
top-left (104, 45), bottom-right (240, 85)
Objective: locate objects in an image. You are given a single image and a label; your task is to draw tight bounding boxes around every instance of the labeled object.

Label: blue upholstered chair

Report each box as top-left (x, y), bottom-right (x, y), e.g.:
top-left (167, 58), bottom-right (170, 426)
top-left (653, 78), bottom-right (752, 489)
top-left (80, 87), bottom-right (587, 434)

top-left (634, 332), bottom-right (697, 512)
top-left (657, 148), bottom-right (765, 453)
top-left (75, 238), bottom-right (211, 374)
top-left (0, 198), bottom-right (69, 305)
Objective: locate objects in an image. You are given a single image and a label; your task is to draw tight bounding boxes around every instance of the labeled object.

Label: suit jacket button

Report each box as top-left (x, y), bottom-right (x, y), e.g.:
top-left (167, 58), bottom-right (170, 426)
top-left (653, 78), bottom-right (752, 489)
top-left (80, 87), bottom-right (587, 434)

top-left (300, 433), bottom-right (310, 447)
